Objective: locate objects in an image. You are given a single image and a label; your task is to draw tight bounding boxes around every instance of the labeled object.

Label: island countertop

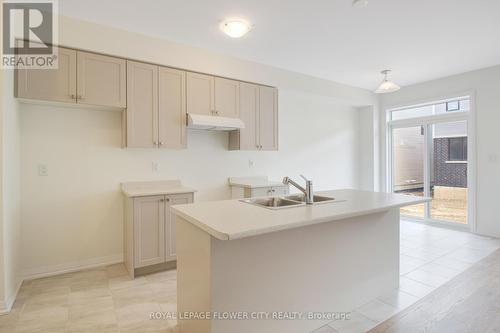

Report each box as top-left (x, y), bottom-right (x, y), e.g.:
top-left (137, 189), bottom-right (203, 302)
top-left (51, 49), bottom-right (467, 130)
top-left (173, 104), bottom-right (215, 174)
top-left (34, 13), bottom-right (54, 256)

top-left (171, 189), bottom-right (429, 241)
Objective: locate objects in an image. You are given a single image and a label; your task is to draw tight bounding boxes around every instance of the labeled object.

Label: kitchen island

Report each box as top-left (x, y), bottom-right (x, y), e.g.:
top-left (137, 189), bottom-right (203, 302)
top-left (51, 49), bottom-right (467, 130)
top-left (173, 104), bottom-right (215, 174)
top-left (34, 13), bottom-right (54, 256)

top-left (171, 189), bottom-right (429, 333)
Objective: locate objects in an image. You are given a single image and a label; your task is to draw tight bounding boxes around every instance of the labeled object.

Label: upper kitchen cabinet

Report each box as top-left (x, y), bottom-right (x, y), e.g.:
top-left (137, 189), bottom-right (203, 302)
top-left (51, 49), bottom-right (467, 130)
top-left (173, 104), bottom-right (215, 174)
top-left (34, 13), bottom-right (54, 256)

top-left (16, 47), bottom-right (127, 109)
top-left (229, 84), bottom-right (278, 151)
top-left (76, 51), bottom-right (126, 108)
top-left (258, 86), bottom-right (279, 150)
top-left (186, 72), bottom-right (214, 116)
top-left (158, 67), bottom-right (186, 149)
top-left (16, 47), bottom-right (77, 103)
top-left (214, 77), bottom-right (240, 118)
top-left (186, 73), bottom-right (240, 118)
top-left (125, 61), bottom-right (187, 149)
top-left (126, 61), bottom-right (158, 148)
top-left (230, 82), bottom-right (258, 150)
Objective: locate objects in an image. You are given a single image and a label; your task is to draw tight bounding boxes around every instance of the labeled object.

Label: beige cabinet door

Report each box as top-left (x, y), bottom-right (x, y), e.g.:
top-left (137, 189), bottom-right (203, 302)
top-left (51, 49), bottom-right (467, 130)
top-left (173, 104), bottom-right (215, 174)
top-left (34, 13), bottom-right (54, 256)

top-left (237, 82), bottom-right (259, 150)
top-left (126, 61), bottom-right (158, 148)
top-left (214, 77), bottom-right (240, 118)
top-left (16, 47), bottom-right (76, 103)
top-left (133, 196), bottom-right (165, 268)
top-left (76, 51), bottom-right (126, 108)
top-left (259, 86), bottom-right (279, 151)
top-left (271, 186), bottom-right (289, 196)
top-left (186, 72), bottom-right (214, 116)
top-left (165, 193), bottom-right (193, 262)
top-left (158, 67), bottom-right (186, 149)
top-left (249, 188), bottom-right (273, 198)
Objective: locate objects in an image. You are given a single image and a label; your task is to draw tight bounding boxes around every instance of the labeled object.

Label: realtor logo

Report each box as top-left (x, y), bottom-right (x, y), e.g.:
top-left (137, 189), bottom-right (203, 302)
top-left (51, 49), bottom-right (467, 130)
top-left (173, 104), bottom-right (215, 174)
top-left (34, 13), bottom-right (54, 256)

top-left (2, 0), bottom-right (58, 69)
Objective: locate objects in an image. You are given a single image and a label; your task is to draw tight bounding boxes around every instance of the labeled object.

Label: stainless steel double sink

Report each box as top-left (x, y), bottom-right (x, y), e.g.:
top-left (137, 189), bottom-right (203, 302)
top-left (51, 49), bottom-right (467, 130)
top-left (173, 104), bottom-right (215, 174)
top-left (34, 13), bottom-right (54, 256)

top-left (240, 194), bottom-right (337, 210)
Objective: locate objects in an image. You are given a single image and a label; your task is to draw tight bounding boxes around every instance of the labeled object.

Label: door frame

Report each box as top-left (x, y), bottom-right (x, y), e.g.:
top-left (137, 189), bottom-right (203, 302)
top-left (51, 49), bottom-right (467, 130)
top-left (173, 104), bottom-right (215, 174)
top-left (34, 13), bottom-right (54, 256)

top-left (386, 93), bottom-right (477, 231)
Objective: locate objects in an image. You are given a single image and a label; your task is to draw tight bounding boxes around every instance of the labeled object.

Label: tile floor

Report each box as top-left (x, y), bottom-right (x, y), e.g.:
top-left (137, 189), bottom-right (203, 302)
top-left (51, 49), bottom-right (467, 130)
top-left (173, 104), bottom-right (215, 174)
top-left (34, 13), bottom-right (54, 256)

top-left (0, 265), bottom-right (178, 333)
top-left (1, 221), bottom-right (499, 333)
top-left (314, 220), bottom-right (500, 333)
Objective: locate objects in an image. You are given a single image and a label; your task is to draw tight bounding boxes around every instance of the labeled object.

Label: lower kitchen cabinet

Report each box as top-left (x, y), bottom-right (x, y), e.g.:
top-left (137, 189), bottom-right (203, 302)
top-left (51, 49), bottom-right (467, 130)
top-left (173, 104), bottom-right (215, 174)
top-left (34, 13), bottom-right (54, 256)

top-left (229, 177), bottom-right (290, 199)
top-left (123, 192), bottom-right (194, 278)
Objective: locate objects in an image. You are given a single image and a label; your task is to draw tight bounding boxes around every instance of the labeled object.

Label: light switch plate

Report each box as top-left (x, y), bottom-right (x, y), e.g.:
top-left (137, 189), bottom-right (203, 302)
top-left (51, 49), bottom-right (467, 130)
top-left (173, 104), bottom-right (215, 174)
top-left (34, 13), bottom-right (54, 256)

top-left (38, 164), bottom-right (48, 176)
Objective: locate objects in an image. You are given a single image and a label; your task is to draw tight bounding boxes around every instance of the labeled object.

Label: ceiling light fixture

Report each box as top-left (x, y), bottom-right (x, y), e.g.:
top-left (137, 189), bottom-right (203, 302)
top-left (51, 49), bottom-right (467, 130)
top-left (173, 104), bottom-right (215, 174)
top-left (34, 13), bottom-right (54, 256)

top-left (352, 0), bottom-right (369, 9)
top-left (375, 70), bottom-right (401, 94)
top-left (220, 19), bottom-right (252, 38)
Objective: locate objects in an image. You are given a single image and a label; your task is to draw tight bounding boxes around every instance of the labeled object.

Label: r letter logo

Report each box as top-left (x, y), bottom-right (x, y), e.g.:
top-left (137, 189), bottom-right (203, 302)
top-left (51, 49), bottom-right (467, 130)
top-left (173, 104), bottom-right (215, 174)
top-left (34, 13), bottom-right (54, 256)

top-left (2, 0), bottom-right (58, 69)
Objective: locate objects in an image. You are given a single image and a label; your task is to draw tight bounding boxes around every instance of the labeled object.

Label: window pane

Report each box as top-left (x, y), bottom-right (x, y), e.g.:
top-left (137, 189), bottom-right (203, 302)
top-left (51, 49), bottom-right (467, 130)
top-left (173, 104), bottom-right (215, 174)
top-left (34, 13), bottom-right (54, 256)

top-left (446, 101), bottom-right (459, 111)
top-left (430, 120), bottom-right (468, 224)
top-left (392, 126), bottom-right (425, 218)
top-left (390, 98), bottom-right (470, 121)
top-left (449, 138), bottom-right (466, 161)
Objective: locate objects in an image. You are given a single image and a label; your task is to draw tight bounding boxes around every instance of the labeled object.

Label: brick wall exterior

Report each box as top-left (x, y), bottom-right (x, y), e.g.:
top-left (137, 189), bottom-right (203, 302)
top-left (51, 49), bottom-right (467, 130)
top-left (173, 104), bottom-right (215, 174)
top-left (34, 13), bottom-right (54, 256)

top-left (433, 137), bottom-right (467, 188)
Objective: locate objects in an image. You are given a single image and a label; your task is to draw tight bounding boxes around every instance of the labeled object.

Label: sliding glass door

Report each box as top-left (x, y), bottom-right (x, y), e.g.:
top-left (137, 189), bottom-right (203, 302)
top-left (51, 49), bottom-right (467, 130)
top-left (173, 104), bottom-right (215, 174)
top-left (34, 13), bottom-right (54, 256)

top-left (391, 126), bottom-right (425, 219)
top-left (429, 121), bottom-right (468, 224)
top-left (388, 97), bottom-right (471, 227)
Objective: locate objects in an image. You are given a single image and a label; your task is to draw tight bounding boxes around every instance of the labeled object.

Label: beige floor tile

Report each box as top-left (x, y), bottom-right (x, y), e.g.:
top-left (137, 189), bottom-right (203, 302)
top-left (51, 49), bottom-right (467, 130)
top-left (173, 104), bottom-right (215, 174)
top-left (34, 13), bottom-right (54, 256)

top-left (115, 302), bottom-right (167, 329)
top-left (108, 275), bottom-right (148, 291)
top-left (111, 284), bottom-right (157, 309)
top-left (149, 280), bottom-right (177, 303)
top-left (19, 305), bottom-right (69, 323)
top-left (15, 322), bottom-right (66, 333)
top-left (64, 322), bottom-right (120, 333)
top-left (68, 296), bottom-right (115, 320)
top-left (144, 269), bottom-right (176, 283)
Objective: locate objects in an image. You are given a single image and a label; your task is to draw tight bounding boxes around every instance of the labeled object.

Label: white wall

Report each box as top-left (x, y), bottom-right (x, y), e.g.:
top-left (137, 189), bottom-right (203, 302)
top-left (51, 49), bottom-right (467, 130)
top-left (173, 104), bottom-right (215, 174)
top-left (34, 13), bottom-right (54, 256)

top-left (379, 65), bottom-right (500, 238)
top-left (1, 69), bottom-right (22, 312)
top-left (14, 16), bottom-right (376, 278)
top-left (358, 106), bottom-right (375, 191)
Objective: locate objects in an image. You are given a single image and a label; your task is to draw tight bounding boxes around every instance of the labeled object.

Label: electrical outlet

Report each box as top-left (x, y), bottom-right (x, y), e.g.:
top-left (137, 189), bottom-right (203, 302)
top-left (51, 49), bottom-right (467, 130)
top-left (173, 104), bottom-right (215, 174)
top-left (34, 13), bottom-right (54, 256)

top-left (152, 162), bottom-right (160, 173)
top-left (38, 164), bottom-right (48, 176)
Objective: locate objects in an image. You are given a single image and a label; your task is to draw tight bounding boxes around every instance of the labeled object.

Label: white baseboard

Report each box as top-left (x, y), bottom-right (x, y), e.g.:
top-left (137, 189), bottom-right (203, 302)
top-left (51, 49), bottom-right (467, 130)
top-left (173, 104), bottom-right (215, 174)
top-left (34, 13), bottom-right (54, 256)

top-left (1, 255), bottom-right (123, 315)
top-left (23, 254), bottom-right (123, 281)
top-left (0, 279), bottom-right (23, 315)
top-left (0, 302), bottom-right (7, 316)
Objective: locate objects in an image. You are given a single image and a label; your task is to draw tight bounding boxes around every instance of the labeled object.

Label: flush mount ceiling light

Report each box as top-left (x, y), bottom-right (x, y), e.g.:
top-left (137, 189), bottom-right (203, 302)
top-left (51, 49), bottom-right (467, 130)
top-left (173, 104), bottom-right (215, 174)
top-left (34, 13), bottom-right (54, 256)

top-left (220, 19), bottom-right (252, 38)
top-left (374, 70), bottom-right (401, 94)
top-left (352, 0), bottom-right (369, 8)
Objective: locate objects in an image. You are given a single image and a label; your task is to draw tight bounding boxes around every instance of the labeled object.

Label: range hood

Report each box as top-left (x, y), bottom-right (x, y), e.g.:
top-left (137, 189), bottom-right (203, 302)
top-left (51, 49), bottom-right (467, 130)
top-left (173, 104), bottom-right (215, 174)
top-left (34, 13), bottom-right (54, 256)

top-left (187, 113), bottom-right (245, 131)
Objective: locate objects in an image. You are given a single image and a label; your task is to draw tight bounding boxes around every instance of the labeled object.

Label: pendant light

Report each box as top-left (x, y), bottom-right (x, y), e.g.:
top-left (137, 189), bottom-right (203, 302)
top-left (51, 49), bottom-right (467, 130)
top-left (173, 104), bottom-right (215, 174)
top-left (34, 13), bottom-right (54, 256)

top-left (375, 70), bottom-right (401, 94)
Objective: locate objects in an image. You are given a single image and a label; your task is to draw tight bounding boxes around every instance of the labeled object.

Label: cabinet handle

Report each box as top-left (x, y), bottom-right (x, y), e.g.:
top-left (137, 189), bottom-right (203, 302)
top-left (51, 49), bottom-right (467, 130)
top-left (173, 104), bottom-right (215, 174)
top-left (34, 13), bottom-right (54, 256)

top-left (153, 141), bottom-right (158, 146)
top-left (159, 142), bottom-right (164, 146)
top-left (70, 94), bottom-right (76, 99)
top-left (165, 198), bottom-right (170, 202)
top-left (160, 198), bottom-right (164, 202)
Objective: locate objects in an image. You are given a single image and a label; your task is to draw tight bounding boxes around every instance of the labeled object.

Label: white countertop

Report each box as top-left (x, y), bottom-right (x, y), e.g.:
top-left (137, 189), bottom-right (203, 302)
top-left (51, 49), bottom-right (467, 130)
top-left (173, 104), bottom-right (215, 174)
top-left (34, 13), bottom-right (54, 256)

top-left (121, 180), bottom-right (196, 197)
top-left (171, 189), bottom-right (430, 241)
top-left (228, 176), bottom-right (287, 189)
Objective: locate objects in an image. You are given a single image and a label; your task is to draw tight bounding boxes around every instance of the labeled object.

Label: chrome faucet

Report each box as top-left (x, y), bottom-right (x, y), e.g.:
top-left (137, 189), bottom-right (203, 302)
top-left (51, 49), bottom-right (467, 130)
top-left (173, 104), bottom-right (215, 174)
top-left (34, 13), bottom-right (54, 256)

top-left (282, 175), bottom-right (314, 204)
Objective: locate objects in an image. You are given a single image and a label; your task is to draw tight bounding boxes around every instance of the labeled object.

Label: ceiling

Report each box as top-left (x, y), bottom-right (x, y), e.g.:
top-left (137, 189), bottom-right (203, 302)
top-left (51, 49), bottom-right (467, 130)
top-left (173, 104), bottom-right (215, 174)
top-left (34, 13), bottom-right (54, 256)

top-left (59, 0), bottom-right (500, 90)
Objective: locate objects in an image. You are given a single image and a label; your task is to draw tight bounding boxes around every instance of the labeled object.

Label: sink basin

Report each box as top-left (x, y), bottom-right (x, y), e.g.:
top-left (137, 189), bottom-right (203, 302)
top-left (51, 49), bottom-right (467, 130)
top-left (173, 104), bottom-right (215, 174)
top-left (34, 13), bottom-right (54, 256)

top-left (284, 194), bottom-right (336, 204)
top-left (240, 197), bottom-right (305, 210)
